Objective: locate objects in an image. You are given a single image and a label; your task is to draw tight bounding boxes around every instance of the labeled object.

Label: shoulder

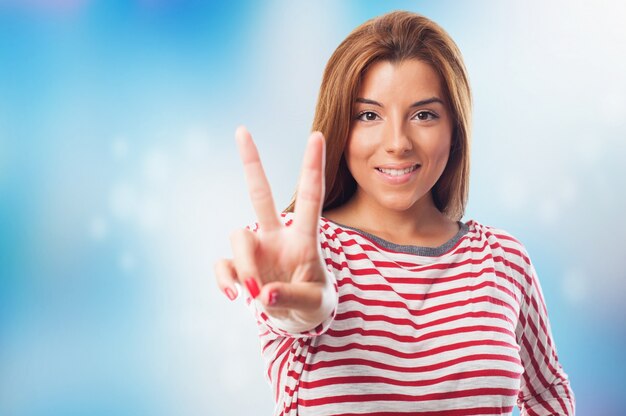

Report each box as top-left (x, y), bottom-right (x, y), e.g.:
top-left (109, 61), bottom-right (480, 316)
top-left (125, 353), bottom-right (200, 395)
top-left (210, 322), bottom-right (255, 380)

top-left (319, 215), bottom-right (345, 244)
top-left (465, 219), bottom-right (531, 267)
top-left (467, 220), bottom-right (539, 301)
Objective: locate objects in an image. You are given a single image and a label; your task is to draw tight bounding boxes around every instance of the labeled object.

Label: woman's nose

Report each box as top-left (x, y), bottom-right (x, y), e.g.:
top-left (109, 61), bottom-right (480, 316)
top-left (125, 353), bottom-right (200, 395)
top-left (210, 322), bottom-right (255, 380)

top-left (383, 120), bottom-right (413, 154)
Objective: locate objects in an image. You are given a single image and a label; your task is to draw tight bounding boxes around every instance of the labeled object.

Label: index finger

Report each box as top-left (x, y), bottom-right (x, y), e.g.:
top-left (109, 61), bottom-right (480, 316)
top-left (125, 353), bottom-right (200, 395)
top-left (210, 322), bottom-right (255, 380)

top-left (235, 126), bottom-right (281, 231)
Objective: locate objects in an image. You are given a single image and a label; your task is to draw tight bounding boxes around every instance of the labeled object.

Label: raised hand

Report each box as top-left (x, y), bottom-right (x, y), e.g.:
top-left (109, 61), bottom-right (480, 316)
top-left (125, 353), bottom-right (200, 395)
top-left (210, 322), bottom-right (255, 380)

top-left (214, 126), bottom-right (335, 331)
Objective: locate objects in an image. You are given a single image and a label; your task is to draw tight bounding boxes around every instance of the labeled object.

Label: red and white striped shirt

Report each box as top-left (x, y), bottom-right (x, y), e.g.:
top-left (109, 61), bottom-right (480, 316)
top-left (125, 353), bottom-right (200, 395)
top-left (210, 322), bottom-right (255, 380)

top-left (247, 213), bottom-right (575, 415)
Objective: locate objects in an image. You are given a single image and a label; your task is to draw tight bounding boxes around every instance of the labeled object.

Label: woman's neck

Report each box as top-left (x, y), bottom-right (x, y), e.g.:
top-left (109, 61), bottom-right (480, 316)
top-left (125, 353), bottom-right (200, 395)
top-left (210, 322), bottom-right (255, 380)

top-left (323, 190), bottom-right (459, 247)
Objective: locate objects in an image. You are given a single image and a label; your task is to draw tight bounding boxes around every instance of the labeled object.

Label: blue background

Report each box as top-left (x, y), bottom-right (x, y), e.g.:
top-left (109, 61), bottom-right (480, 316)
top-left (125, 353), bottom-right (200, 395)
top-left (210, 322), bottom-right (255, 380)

top-left (1, 1), bottom-right (625, 415)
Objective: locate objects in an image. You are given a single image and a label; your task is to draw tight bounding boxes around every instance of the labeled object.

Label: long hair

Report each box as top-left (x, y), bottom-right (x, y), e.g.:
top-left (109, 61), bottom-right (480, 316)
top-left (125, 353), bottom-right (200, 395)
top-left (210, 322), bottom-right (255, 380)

top-left (285, 11), bottom-right (472, 221)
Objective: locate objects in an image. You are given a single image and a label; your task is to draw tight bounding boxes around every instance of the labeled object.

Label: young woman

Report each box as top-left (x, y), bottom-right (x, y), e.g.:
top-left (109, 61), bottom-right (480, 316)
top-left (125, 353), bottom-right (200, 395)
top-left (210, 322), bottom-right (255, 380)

top-left (215, 11), bottom-right (575, 416)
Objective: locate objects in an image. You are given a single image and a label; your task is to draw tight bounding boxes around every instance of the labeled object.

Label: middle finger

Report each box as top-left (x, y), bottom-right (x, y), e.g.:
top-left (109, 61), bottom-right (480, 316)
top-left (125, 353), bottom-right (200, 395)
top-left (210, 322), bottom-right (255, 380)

top-left (293, 131), bottom-right (326, 237)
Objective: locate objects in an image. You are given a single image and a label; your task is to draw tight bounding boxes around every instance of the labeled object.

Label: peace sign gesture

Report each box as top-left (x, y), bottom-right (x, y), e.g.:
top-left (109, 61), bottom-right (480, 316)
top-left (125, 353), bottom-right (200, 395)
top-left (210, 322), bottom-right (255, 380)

top-left (214, 127), bottom-right (336, 332)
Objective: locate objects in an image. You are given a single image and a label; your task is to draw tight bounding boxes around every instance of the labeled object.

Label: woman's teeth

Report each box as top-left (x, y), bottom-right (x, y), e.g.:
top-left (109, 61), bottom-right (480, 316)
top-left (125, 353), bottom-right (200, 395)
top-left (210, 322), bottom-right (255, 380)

top-left (376, 165), bottom-right (419, 176)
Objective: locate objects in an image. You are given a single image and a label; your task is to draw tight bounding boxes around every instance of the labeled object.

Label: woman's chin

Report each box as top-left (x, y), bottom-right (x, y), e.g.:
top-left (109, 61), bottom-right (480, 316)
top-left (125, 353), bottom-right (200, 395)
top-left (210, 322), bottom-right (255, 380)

top-left (378, 196), bottom-right (421, 213)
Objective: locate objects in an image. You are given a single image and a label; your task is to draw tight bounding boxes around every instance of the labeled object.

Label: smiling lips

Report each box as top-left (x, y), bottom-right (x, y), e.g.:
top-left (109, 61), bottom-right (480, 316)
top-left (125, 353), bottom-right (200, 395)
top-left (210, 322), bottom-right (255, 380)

top-left (374, 163), bottom-right (421, 184)
top-left (375, 164), bottom-right (420, 176)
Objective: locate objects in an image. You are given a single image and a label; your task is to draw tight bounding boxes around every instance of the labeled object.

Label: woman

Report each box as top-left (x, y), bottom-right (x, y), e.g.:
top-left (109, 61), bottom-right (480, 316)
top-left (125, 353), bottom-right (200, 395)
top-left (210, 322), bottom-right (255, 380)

top-left (215, 11), bottom-right (575, 415)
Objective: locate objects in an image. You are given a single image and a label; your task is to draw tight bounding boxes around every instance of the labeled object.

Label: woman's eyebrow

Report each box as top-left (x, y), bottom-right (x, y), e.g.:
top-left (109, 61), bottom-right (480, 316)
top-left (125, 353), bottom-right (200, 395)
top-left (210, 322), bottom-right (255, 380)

top-left (410, 97), bottom-right (445, 107)
top-left (355, 98), bottom-right (384, 107)
top-left (355, 97), bottom-right (445, 107)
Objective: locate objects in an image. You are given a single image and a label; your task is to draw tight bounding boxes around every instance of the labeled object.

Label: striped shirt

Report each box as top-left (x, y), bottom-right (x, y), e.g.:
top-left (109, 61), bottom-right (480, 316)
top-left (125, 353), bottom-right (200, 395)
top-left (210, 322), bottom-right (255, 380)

top-left (247, 213), bottom-right (575, 415)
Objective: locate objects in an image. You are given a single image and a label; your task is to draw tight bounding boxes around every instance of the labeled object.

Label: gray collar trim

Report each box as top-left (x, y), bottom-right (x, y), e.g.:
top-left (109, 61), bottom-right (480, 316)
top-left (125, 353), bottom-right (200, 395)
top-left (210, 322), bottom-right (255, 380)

top-left (326, 219), bottom-right (470, 257)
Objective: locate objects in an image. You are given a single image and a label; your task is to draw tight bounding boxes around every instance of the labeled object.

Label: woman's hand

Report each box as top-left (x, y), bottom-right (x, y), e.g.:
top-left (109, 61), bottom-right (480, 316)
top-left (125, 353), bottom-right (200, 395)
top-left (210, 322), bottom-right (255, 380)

top-left (214, 126), bottom-right (335, 331)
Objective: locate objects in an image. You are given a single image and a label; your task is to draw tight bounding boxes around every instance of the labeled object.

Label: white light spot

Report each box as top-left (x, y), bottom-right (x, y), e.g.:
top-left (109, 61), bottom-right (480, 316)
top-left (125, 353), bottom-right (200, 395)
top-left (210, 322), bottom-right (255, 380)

top-left (137, 197), bottom-right (163, 231)
top-left (142, 149), bottom-right (170, 183)
top-left (183, 136), bottom-right (211, 162)
top-left (558, 177), bottom-right (578, 204)
top-left (89, 216), bottom-right (108, 241)
top-left (599, 90), bottom-right (626, 127)
top-left (562, 269), bottom-right (587, 304)
top-left (112, 137), bottom-right (129, 160)
top-left (119, 251), bottom-right (136, 272)
top-left (109, 183), bottom-right (138, 220)
top-left (575, 137), bottom-right (603, 166)
top-left (538, 198), bottom-right (559, 225)
top-left (499, 176), bottom-right (530, 212)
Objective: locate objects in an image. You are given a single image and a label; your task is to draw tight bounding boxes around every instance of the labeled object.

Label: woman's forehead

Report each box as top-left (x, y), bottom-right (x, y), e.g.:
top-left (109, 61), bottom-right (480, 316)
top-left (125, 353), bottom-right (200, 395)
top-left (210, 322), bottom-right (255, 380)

top-left (357, 59), bottom-right (445, 102)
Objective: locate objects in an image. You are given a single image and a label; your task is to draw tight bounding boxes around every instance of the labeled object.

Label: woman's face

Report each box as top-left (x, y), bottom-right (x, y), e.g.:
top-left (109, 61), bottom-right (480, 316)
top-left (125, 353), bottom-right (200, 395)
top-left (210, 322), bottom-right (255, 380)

top-left (345, 59), bottom-right (453, 213)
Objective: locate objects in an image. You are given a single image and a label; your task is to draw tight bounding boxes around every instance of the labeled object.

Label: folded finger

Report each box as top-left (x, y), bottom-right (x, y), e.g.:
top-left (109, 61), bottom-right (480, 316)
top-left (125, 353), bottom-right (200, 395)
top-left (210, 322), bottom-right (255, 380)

top-left (230, 227), bottom-right (262, 299)
top-left (214, 258), bottom-right (239, 301)
top-left (235, 126), bottom-right (281, 232)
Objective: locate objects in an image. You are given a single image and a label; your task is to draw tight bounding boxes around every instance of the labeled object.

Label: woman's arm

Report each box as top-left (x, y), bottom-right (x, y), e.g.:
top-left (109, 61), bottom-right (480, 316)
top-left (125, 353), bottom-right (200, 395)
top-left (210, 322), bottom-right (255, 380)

top-left (516, 255), bottom-right (575, 415)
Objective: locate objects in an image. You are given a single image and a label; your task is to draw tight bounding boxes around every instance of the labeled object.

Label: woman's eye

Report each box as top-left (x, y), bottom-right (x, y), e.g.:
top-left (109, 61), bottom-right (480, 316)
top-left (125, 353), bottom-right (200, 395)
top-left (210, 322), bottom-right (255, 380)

top-left (357, 111), bottom-right (380, 121)
top-left (415, 111), bottom-right (438, 121)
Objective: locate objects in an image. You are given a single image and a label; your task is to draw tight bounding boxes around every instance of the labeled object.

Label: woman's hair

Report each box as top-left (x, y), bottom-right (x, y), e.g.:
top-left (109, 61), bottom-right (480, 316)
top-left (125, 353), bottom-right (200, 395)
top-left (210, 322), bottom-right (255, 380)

top-left (285, 11), bottom-right (472, 221)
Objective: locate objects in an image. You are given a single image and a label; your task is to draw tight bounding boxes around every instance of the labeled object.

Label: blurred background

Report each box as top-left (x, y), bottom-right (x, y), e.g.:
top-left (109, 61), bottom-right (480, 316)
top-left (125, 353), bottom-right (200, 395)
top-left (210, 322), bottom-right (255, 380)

top-left (1, 0), bottom-right (624, 415)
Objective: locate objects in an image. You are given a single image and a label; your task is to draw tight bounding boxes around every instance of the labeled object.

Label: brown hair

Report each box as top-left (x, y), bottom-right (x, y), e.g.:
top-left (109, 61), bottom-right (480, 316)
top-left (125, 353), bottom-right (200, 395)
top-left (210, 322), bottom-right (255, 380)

top-left (285, 11), bottom-right (472, 221)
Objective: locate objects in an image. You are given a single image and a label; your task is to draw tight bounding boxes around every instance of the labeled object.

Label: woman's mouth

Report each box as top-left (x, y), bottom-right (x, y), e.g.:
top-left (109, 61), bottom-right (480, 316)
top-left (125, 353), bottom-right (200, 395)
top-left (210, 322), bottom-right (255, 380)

top-left (374, 163), bottom-right (421, 184)
top-left (375, 164), bottom-right (420, 176)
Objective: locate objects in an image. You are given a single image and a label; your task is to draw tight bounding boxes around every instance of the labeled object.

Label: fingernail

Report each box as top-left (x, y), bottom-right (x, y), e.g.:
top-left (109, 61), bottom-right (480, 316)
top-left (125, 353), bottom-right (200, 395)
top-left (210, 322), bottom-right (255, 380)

top-left (224, 287), bottom-right (237, 301)
top-left (244, 278), bottom-right (260, 299)
top-left (267, 290), bottom-right (279, 306)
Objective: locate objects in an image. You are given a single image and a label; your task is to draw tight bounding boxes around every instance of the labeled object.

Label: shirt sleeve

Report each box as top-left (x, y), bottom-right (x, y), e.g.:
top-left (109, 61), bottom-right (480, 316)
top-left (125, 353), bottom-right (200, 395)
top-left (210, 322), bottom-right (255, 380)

top-left (244, 213), bottom-right (339, 339)
top-left (515, 248), bottom-right (576, 415)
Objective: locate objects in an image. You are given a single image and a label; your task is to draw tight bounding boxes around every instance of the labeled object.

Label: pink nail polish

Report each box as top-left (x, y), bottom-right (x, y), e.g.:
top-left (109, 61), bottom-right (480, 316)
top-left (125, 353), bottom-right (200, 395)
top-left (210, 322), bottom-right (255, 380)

top-left (224, 287), bottom-right (237, 301)
top-left (245, 278), bottom-right (260, 299)
top-left (268, 290), bottom-right (279, 306)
